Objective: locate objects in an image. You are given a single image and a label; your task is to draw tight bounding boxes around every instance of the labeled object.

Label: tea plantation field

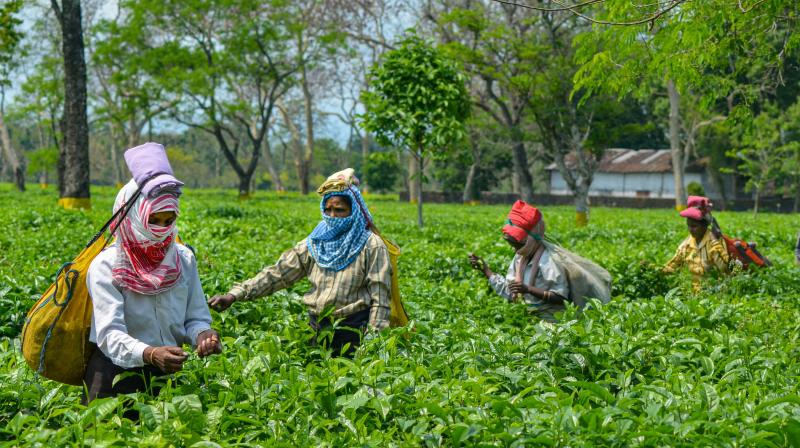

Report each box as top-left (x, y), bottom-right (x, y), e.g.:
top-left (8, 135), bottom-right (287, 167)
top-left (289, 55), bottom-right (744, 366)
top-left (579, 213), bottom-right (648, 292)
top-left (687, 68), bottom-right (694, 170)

top-left (2, 184), bottom-right (800, 446)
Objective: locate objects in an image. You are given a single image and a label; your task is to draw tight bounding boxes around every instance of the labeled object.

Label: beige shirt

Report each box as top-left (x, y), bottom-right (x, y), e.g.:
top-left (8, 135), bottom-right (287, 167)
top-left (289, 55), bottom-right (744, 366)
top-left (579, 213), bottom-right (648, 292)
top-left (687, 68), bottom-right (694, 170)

top-left (228, 232), bottom-right (391, 329)
top-left (489, 247), bottom-right (569, 321)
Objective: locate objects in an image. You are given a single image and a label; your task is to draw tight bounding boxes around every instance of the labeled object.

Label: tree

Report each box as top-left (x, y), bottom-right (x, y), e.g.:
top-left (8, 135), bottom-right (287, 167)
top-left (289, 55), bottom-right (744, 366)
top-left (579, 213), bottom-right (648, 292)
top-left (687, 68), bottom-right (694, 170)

top-left (777, 102), bottom-right (800, 212)
top-left (426, 1), bottom-right (541, 202)
top-left (15, 8), bottom-right (64, 166)
top-left (0, 0), bottom-right (24, 191)
top-left (574, 1), bottom-right (799, 210)
top-left (130, 0), bottom-right (298, 198)
top-left (282, 0), bottom-right (345, 195)
top-left (327, 0), bottom-right (401, 190)
top-left (51, 0), bottom-right (91, 209)
top-left (363, 151), bottom-right (399, 193)
top-left (27, 146), bottom-right (58, 187)
top-left (90, 9), bottom-right (177, 186)
top-left (728, 105), bottom-right (794, 216)
top-left (431, 111), bottom-right (513, 203)
top-left (362, 34), bottom-right (471, 228)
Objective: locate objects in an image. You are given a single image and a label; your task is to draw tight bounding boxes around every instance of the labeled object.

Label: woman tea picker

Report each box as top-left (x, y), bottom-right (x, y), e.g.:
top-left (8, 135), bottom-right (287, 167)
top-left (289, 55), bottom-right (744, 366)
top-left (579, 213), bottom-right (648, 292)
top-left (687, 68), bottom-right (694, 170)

top-left (469, 200), bottom-right (611, 322)
top-left (662, 195), bottom-right (732, 290)
top-left (84, 143), bottom-right (222, 404)
top-left (208, 169), bottom-right (391, 357)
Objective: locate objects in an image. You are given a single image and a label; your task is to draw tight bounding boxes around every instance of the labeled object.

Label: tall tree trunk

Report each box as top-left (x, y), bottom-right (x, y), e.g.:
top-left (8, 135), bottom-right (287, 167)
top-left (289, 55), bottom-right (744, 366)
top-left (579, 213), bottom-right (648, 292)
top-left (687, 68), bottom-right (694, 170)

top-left (262, 138), bottom-right (284, 191)
top-left (277, 102), bottom-right (307, 193)
top-left (667, 79), bottom-right (685, 210)
top-left (238, 174), bottom-right (254, 198)
top-left (463, 163), bottom-right (479, 203)
top-left (794, 175), bottom-right (800, 213)
top-left (54, 0), bottom-right (90, 209)
top-left (110, 126), bottom-right (122, 187)
top-left (575, 186), bottom-right (589, 227)
top-left (463, 138), bottom-right (480, 203)
top-left (416, 150), bottom-right (424, 228)
top-left (511, 127), bottom-right (534, 202)
top-left (408, 152), bottom-right (418, 203)
top-left (753, 187), bottom-right (759, 218)
top-left (0, 109), bottom-right (24, 191)
top-left (301, 62), bottom-right (314, 195)
top-left (361, 131), bottom-right (371, 191)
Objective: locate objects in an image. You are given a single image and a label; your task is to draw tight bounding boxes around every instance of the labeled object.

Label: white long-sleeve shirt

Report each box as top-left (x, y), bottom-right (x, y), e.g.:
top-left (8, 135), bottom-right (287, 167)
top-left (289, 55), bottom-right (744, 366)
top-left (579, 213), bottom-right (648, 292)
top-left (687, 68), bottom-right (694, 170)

top-left (489, 248), bottom-right (569, 321)
top-left (86, 244), bottom-right (212, 368)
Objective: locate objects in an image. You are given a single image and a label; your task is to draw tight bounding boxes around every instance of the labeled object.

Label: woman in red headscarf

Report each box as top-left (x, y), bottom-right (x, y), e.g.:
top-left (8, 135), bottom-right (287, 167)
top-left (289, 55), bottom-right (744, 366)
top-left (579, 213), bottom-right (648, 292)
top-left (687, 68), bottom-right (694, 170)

top-left (662, 195), bottom-right (731, 289)
top-left (468, 200), bottom-right (569, 322)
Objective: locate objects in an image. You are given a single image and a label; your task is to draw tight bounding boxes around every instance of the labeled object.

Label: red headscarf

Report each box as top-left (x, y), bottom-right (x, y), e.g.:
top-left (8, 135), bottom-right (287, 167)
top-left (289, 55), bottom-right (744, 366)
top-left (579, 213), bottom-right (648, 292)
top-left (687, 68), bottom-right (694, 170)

top-left (503, 200), bottom-right (543, 243)
top-left (503, 200), bottom-right (547, 290)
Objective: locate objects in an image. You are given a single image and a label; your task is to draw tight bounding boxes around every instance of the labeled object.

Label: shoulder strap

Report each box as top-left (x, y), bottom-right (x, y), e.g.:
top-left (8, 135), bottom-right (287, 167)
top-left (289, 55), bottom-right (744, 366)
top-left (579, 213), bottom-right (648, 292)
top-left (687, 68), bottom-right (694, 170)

top-left (85, 186), bottom-right (143, 249)
top-left (85, 172), bottom-right (168, 249)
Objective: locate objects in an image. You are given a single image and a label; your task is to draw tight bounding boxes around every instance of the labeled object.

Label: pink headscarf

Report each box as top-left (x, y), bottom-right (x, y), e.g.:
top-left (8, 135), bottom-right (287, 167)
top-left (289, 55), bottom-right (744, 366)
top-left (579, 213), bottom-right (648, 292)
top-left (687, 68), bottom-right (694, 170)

top-left (110, 180), bottom-right (182, 295)
top-left (680, 196), bottom-right (713, 222)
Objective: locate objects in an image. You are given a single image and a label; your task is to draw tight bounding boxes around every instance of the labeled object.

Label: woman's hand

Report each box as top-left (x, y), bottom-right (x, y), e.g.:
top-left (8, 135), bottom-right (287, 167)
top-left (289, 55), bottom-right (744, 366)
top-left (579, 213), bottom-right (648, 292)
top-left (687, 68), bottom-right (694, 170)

top-left (196, 329), bottom-right (223, 357)
top-left (207, 293), bottom-right (236, 311)
top-left (468, 253), bottom-right (492, 278)
top-left (508, 280), bottom-right (532, 297)
top-left (143, 346), bottom-right (188, 373)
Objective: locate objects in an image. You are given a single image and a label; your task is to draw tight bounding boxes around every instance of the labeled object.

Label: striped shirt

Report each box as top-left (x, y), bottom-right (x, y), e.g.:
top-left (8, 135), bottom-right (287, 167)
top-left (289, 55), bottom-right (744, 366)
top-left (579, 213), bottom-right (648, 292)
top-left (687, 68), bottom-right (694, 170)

top-left (228, 232), bottom-right (391, 329)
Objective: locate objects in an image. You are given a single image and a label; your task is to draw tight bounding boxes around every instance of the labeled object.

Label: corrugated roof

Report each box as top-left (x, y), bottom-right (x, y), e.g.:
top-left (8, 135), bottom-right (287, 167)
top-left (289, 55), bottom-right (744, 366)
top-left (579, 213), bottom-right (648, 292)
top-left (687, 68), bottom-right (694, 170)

top-left (545, 149), bottom-right (700, 174)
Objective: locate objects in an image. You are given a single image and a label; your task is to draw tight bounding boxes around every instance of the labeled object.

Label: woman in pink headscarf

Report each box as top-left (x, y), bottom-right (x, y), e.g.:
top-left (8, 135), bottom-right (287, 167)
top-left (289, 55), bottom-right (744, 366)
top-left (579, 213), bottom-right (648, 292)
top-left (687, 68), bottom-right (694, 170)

top-left (662, 195), bottom-right (731, 289)
top-left (469, 200), bottom-right (569, 322)
top-left (84, 143), bottom-right (222, 405)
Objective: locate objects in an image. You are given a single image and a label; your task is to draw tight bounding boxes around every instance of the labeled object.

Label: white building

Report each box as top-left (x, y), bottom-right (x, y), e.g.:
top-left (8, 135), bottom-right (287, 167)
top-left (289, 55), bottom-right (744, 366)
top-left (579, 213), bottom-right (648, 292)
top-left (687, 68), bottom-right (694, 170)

top-left (547, 149), bottom-right (721, 199)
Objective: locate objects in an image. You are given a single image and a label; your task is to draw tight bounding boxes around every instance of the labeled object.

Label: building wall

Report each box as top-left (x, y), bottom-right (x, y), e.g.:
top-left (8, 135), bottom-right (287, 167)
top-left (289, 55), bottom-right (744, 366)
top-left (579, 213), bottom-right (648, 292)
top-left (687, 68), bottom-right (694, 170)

top-left (549, 171), bottom-right (708, 199)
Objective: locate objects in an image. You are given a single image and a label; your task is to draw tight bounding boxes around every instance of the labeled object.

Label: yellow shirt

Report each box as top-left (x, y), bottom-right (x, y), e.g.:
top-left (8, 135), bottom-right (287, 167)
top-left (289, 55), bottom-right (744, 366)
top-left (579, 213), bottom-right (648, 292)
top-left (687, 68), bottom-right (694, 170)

top-left (663, 230), bottom-right (730, 288)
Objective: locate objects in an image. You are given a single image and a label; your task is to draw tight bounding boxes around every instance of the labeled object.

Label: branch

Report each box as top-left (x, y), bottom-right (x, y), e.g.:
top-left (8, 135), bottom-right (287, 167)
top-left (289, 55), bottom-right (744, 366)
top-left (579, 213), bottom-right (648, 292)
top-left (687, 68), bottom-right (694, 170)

top-left (738, 0), bottom-right (768, 13)
top-left (344, 31), bottom-right (396, 51)
top-left (490, 0), bottom-right (603, 13)
top-left (473, 99), bottom-right (504, 125)
top-left (50, 0), bottom-right (62, 24)
top-left (691, 115), bottom-right (726, 136)
top-left (490, 0), bottom-right (688, 26)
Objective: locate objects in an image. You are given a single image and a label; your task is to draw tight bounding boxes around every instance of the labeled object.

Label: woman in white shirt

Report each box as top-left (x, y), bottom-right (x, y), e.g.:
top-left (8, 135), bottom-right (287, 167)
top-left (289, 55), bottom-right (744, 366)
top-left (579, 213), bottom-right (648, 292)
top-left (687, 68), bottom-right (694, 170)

top-left (469, 200), bottom-right (569, 322)
top-left (84, 143), bottom-right (221, 404)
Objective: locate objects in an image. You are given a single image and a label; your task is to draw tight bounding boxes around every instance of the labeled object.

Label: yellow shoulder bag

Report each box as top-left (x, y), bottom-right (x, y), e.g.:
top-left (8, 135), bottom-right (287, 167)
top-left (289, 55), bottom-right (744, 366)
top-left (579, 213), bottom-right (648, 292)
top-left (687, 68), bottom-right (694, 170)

top-left (22, 184), bottom-right (144, 385)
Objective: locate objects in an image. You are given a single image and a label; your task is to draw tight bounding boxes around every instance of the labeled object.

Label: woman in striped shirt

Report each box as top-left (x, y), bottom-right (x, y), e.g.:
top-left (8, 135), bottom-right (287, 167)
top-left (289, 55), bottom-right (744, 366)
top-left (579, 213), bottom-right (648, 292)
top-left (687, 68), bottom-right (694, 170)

top-left (208, 169), bottom-right (391, 357)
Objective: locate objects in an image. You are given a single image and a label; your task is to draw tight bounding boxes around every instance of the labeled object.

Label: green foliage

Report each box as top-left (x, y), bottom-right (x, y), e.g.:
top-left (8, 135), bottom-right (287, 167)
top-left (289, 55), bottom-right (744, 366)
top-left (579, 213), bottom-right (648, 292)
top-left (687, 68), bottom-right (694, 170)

top-left (686, 181), bottom-right (705, 197)
top-left (25, 147), bottom-right (57, 178)
top-left (574, 2), bottom-right (799, 109)
top-left (361, 33), bottom-right (471, 156)
top-left (363, 152), bottom-right (399, 193)
top-left (726, 104), bottom-right (787, 199)
top-left (0, 0), bottom-right (22, 87)
top-left (2, 184), bottom-right (800, 445)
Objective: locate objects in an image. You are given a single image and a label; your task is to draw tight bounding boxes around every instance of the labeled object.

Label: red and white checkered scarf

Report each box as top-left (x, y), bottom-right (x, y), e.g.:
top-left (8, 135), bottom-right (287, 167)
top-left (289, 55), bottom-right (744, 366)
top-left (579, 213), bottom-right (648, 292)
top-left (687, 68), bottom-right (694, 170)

top-left (110, 180), bottom-right (182, 295)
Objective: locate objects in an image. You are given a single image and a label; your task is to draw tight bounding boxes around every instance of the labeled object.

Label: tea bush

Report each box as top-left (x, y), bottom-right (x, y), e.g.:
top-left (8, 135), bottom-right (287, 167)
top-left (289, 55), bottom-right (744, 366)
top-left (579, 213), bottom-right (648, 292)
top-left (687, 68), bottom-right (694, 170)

top-left (2, 184), bottom-right (800, 446)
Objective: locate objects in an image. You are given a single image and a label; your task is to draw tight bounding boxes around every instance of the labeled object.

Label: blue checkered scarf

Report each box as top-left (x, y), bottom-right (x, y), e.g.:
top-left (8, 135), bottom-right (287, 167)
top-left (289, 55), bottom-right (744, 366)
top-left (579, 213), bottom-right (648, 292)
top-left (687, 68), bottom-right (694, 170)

top-left (307, 187), bottom-right (373, 271)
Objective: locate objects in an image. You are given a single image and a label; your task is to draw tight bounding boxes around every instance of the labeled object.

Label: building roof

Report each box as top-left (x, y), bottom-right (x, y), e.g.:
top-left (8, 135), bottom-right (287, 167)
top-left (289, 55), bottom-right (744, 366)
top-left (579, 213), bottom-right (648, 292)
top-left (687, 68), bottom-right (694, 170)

top-left (546, 149), bottom-right (702, 174)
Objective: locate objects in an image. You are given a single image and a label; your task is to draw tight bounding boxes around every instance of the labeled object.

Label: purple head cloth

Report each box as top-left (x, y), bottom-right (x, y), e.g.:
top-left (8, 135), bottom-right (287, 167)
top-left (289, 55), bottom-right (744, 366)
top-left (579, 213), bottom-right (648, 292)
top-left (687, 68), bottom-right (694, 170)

top-left (123, 142), bottom-right (184, 198)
